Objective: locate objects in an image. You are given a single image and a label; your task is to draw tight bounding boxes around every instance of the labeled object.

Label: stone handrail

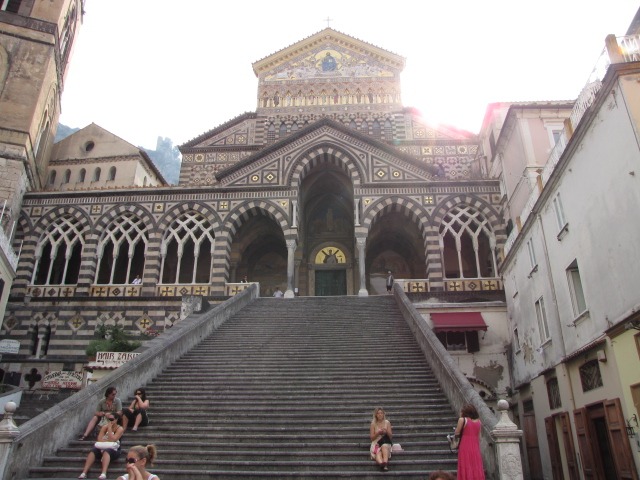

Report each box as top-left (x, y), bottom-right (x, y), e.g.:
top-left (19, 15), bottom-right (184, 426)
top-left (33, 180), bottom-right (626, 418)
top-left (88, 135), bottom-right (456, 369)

top-left (0, 284), bottom-right (259, 480)
top-left (392, 283), bottom-right (499, 477)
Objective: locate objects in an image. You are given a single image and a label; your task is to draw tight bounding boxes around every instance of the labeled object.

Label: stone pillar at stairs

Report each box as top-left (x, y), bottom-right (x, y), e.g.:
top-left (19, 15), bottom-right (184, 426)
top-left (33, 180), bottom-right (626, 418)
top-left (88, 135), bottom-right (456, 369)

top-left (0, 402), bottom-right (20, 480)
top-left (285, 239), bottom-right (296, 298)
top-left (356, 237), bottom-right (368, 296)
top-left (490, 399), bottom-right (524, 480)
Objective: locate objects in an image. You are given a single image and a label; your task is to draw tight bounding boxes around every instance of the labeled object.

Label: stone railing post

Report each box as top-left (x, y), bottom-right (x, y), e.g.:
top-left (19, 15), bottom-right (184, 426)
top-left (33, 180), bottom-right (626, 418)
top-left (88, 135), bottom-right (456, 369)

top-left (0, 401), bottom-right (20, 480)
top-left (490, 399), bottom-right (524, 480)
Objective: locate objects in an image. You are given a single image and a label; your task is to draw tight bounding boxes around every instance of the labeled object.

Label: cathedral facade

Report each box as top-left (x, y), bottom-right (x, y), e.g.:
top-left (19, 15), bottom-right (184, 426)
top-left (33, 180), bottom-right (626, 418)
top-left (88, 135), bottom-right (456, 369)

top-left (1, 27), bottom-right (505, 365)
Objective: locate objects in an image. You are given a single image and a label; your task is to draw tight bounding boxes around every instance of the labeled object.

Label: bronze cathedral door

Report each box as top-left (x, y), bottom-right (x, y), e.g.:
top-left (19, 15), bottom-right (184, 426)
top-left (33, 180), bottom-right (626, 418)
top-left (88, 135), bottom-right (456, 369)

top-left (315, 270), bottom-right (347, 296)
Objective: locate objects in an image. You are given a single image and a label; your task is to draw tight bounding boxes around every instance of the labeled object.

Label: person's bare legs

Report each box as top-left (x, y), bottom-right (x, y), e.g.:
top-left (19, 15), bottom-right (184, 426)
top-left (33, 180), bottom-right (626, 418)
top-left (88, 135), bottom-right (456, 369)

top-left (81, 416), bottom-right (99, 439)
top-left (80, 451), bottom-right (96, 475)
top-left (132, 412), bottom-right (142, 431)
top-left (121, 410), bottom-right (129, 430)
top-left (381, 444), bottom-right (391, 466)
top-left (99, 451), bottom-right (112, 477)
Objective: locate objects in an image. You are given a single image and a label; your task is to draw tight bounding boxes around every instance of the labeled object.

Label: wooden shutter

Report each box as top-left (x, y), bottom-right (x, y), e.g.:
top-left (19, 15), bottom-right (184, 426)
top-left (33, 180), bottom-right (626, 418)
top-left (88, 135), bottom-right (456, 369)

top-left (573, 407), bottom-right (597, 479)
top-left (559, 412), bottom-right (579, 480)
top-left (544, 416), bottom-right (563, 480)
top-left (604, 398), bottom-right (639, 480)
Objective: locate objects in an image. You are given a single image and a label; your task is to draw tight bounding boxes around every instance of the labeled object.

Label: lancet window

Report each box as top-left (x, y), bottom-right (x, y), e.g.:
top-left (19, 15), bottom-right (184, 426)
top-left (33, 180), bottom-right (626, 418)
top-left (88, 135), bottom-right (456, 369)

top-left (32, 214), bottom-right (86, 285)
top-left (439, 206), bottom-right (497, 279)
top-left (95, 213), bottom-right (148, 284)
top-left (160, 211), bottom-right (214, 284)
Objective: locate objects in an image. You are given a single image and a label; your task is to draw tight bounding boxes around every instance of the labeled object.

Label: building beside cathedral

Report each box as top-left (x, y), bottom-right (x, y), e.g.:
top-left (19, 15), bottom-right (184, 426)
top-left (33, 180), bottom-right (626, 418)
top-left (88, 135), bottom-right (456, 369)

top-left (1, 2), bottom-right (640, 478)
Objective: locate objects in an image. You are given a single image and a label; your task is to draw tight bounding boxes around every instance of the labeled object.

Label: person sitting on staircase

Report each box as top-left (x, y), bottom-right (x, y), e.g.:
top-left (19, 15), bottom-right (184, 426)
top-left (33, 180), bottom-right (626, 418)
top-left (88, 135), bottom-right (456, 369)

top-left (370, 407), bottom-right (393, 471)
top-left (117, 444), bottom-right (160, 480)
top-left (79, 386), bottom-right (122, 440)
top-left (78, 412), bottom-right (124, 479)
top-left (122, 388), bottom-right (150, 431)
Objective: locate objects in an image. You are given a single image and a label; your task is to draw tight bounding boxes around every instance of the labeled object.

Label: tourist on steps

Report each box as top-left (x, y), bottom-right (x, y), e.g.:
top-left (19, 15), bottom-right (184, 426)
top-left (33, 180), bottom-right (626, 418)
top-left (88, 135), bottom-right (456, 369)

top-left (122, 388), bottom-right (150, 431)
top-left (78, 412), bottom-right (124, 479)
top-left (79, 386), bottom-right (122, 440)
top-left (454, 404), bottom-right (485, 480)
top-left (117, 444), bottom-right (160, 480)
top-left (370, 407), bottom-right (393, 471)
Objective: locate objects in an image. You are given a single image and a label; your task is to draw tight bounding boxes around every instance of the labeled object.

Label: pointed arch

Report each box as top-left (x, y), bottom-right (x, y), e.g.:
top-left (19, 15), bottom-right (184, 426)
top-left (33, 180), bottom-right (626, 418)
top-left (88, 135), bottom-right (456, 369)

top-left (362, 196), bottom-right (431, 241)
top-left (288, 143), bottom-right (364, 188)
top-left (433, 197), bottom-right (503, 279)
top-left (95, 212), bottom-right (149, 284)
top-left (32, 212), bottom-right (88, 285)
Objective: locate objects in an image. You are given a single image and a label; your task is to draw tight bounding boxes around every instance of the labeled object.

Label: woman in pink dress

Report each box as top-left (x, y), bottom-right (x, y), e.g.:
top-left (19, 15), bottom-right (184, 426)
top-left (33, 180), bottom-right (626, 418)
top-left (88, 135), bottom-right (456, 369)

top-left (454, 404), bottom-right (485, 479)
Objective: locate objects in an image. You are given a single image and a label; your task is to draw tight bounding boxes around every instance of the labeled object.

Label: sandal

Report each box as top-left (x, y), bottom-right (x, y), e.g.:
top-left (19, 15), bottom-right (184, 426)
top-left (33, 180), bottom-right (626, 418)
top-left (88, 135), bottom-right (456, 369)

top-left (98, 474), bottom-right (107, 480)
top-left (78, 435), bottom-right (86, 441)
top-left (78, 474), bottom-right (87, 479)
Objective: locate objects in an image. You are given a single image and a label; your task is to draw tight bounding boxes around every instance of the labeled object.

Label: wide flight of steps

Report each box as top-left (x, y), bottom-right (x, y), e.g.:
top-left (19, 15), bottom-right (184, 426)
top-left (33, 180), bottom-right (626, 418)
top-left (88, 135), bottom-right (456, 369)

top-left (28, 296), bottom-right (459, 479)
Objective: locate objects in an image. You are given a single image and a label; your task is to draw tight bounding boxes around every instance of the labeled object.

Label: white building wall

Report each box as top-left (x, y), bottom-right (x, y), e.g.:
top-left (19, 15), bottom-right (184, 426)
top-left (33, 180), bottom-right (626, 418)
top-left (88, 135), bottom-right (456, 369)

top-left (542, 81), bottom-right (640, 355)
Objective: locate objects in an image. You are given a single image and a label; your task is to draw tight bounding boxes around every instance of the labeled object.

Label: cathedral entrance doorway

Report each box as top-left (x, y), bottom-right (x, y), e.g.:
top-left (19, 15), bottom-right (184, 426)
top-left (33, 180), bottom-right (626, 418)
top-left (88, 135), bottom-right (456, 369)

top-left (315, 270), bottom-right (347, 296)
top-left (299, 156), bottom-right (355, 296)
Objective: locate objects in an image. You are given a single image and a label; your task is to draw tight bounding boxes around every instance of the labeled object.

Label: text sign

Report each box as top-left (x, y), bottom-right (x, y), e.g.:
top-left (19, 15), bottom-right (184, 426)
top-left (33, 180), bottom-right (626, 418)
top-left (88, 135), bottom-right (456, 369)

top-left (0, 340), bottom-right (20, 354)
top-left (95, 351), bottom-right (140, 366)
top-left (41, 371), bottom-right (83, 390)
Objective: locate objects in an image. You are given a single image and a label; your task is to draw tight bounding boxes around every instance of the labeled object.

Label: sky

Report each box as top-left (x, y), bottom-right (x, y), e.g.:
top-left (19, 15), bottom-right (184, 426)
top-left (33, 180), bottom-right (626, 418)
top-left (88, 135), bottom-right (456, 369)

top-left (59, 0), bottom-right (639, 150)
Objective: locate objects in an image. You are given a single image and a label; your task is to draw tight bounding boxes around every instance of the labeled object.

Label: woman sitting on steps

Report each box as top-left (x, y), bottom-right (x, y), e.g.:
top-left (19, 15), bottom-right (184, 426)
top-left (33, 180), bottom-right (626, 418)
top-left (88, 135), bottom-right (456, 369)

top-left (122, 388), bottom-right (150, 431)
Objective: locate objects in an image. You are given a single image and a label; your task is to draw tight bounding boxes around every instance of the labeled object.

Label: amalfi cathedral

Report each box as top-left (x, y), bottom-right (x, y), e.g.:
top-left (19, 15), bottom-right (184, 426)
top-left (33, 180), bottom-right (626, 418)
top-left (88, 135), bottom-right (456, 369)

top-left (1, 1), bottom-right (640, 479)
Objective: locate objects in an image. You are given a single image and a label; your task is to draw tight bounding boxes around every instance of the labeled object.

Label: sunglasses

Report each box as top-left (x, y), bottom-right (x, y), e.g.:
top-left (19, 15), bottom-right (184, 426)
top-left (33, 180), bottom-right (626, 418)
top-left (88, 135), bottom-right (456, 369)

top-left (135, 392), bottom-right (142, 395)
top-left (126, 458), bottom-right (138, 464)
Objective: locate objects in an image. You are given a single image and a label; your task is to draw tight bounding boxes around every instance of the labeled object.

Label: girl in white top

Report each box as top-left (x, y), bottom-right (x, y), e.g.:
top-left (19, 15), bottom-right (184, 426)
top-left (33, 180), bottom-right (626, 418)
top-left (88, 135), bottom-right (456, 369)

top-left (117, 445), bottom-right (160, 480)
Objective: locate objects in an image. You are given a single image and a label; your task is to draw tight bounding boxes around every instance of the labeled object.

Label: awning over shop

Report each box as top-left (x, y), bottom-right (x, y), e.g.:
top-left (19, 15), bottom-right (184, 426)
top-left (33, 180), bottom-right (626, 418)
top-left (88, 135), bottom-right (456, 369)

top-left (430, 312), bottom-right (488, 332)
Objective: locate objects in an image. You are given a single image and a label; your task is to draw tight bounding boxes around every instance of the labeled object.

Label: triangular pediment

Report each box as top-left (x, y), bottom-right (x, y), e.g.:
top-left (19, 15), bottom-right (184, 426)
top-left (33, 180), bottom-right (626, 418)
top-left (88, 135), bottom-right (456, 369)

top-left (51, 123), bottom-right (142, 160)
top-left (180, 113), bottom-right (257, 149)
top-left (252, 28), bottom-right (405, 81)
top-left (216, 118), bottom-right (436, 188)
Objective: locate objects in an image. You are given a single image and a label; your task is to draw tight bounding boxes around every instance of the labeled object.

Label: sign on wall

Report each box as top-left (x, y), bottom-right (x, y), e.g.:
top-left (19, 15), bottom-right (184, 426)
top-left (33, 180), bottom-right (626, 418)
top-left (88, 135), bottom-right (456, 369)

top-left (95, 351), bottom-right (140, 367)
top-left (0, 340), bottom-right (20, 354)
top-left (41, 371), bottom-right (83, 389)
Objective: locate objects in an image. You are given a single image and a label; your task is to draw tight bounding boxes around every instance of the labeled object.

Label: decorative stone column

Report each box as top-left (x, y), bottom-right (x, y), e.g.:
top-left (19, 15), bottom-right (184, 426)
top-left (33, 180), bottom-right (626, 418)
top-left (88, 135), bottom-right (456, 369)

top-left (356, 237), bottom-right (368, 296)
top-left (354, 198), bottom-right (360, 226)
top-left (0, 401), bottom-right (20, 480)
top-left (490, 399), bottom-right (524, 480)
top-left (284, 239), bottom-right (297, 298)
top-left (291, 201), bottom-right (298, 228)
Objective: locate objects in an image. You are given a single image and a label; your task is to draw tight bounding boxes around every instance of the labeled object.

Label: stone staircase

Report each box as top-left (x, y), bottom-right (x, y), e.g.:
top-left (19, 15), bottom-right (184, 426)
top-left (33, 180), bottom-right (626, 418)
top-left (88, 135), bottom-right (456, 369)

top-left (27, 296), bottom-right (459, 479)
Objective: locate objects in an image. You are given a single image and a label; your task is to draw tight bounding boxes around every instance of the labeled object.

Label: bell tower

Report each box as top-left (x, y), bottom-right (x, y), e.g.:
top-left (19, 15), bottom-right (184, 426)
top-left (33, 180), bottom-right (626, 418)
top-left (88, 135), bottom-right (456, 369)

top-left (0, 0), bottom-right (84, 319)
top-left (0, 0), bottom-right (84, 223)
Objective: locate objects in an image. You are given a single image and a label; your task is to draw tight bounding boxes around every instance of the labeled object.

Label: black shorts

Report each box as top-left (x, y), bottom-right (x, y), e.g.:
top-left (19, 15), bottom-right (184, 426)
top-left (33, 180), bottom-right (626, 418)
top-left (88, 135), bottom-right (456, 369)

top-left (91, 447), bottom-right (121, 461)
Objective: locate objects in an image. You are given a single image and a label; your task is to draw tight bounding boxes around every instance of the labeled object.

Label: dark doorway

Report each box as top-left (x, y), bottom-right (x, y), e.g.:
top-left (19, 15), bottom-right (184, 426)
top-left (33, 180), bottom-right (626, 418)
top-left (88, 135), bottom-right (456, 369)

top-left (592, 416), bottom-right (617, 480)
top-left (315, 270), bottom-right (346, 296)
